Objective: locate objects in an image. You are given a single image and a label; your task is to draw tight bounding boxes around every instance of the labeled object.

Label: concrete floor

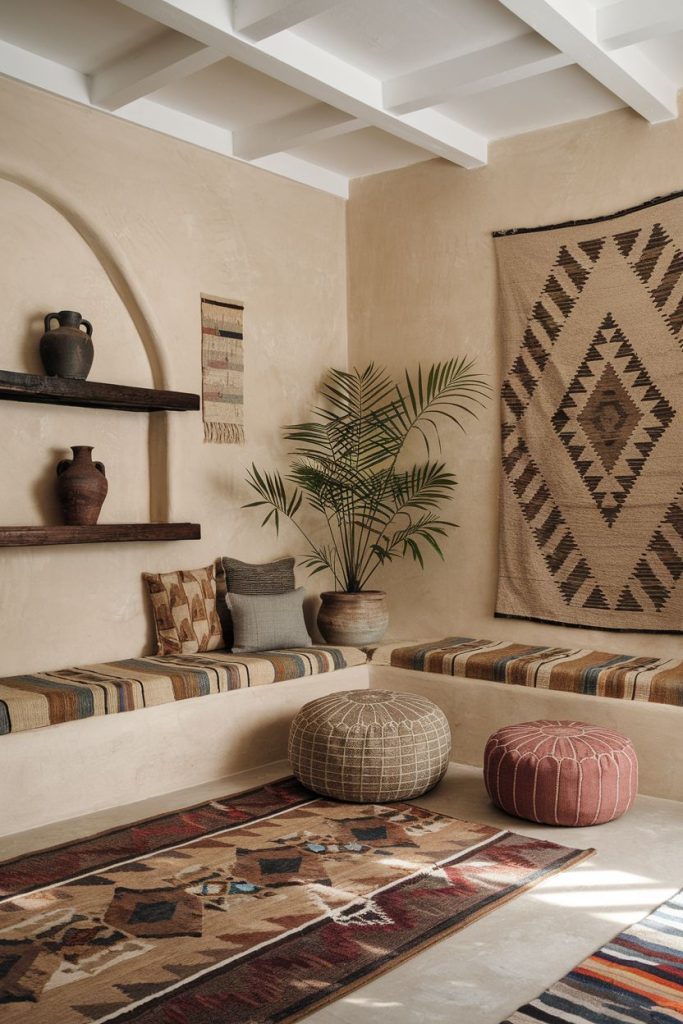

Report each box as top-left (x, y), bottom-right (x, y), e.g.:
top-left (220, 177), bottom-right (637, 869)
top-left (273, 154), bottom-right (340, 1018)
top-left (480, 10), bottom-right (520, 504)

top-left (2, 761), bottom-right (682, 1024)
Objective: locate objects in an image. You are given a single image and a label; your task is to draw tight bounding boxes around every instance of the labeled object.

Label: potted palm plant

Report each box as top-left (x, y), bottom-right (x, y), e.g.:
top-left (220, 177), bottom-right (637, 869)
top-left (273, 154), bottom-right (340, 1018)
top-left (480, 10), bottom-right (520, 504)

top-left (244, 359), bottom-right (488, 646)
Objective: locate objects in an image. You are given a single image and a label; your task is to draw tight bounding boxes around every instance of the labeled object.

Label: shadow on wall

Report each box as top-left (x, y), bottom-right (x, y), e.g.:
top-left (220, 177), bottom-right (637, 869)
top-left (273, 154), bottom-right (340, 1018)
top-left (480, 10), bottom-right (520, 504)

top-left (19, 309), bottom-right (45, 375)
top-left (0, 167), bottom-right (172, 521)
top-left (31, 446), bottom-right (66, 525)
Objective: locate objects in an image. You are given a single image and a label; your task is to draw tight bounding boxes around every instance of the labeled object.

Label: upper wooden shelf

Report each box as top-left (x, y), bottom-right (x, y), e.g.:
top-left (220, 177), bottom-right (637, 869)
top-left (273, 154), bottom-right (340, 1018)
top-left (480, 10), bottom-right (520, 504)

top-left (0, 370), bottom-right (199, 412)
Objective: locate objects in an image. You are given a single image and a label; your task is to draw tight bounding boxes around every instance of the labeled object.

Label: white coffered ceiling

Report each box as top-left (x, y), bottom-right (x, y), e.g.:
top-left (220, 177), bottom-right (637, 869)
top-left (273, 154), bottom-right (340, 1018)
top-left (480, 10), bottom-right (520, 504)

top-left (1, 0), bottom-right (682, 197)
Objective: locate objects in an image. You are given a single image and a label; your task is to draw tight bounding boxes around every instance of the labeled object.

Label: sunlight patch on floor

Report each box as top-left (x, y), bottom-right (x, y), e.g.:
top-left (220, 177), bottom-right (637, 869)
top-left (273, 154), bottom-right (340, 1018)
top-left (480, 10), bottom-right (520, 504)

top-left (344, 998), bottom-right (403, 1008)
top-left (530, 865), bottom-right (675, 919)
top-left (538, 867), bottom-right (654, 889)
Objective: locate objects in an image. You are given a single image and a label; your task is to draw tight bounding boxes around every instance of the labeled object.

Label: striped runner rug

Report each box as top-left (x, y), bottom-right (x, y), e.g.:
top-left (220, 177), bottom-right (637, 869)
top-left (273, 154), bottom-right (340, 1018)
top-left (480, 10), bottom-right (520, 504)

top-left (503, 888), bottom-right (683, 1022)
top-left (0, 778), bottom-right (593, 1023)
top-left (372, 637), bottom-right (683, 706)
top-left (0, 646), bottom-right (366, 734)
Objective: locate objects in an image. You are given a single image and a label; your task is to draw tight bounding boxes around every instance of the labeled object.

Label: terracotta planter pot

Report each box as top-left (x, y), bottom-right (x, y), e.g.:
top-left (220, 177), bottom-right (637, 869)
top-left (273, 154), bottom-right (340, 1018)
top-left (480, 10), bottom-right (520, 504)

top-left (317, 591), bottom-right (389, 647)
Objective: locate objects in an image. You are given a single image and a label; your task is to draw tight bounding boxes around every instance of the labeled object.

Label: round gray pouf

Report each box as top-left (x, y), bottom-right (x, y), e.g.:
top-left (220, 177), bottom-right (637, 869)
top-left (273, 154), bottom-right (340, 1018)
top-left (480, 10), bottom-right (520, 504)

top-left (288, 689), bottom-right (451, 802)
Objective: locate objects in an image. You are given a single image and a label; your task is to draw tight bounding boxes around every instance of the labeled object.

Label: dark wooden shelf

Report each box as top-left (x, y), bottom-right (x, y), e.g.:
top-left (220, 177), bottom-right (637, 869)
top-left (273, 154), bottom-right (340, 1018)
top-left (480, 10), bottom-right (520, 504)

top-left (0, 523), bottom-right (201, 547)
top-left (0, 370), bottom-right (199, 412)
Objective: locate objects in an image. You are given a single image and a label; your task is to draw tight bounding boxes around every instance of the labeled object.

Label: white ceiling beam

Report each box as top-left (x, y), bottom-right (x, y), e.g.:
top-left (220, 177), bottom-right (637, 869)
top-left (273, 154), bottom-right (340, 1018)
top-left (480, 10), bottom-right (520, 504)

top-left (90, 31), bottom-right (224, 110)
top-left (232, 102), bottom-right (361, 159)
top-left (497, 0), bottom-right (678, 123)
top-left (122, 98), bottom-right (348, 193)
top-left (117, 97), bottom-right (232, 153)
top-left (0, 38), bottom-right (90, 104)
top-left (597, 0), bottom-right (683, 50)
top-left (0, 38), bottom-right (346, 196)
top-left (383, 33), bottom-right (573, 114)
top-left (232, 0), bottom-right (344, 41)
top-left (250, 152), bottom-right (348, 195)
top-left (116, 0), bottom-right (488, 167)
top-left (0, 39), bottom-right (234, 159)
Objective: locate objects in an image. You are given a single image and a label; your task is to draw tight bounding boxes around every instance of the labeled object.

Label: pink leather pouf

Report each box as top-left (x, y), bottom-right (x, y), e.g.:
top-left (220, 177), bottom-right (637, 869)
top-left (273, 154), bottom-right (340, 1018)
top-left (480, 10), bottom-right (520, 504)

top-left (484, 720), bottom-right (638, 826)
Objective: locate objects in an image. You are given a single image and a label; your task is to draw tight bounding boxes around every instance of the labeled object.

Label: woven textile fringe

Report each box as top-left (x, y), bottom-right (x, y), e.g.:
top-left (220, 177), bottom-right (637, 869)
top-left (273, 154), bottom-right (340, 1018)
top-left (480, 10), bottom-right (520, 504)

top-left (201, 294), bottom-right (245, 445)
top-left (203, 421), bottom-right (245, 444)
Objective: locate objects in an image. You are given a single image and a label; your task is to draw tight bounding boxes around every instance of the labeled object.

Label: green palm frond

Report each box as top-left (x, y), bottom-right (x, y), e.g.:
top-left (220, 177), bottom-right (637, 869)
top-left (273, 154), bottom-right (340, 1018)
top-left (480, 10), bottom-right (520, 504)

top-left (244, 465), bottom-right (303, 527)
top-left (390, 462), bottom-right (457, 511)
top-left (243, 359), bottom-right (488, 591)
top-left (369, 513), bottom-right (454, 574)
top-left (318, 364), bottom-right (396, 420)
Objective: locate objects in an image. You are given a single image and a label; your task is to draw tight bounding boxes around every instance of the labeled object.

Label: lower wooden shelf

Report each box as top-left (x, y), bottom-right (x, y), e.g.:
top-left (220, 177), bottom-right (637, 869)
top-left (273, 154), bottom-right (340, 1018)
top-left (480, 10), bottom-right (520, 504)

top-left (0, 523), bottom-right (201, 547)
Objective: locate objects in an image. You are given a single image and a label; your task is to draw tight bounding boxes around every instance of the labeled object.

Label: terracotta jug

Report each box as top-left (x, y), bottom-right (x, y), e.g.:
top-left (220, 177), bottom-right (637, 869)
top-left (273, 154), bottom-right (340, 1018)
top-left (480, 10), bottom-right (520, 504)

top-left (317, 590), bottom-right (389, 646)
top-left (40, 310), bottom-right (94, 379)
top-left (56, 446), bottom-right (108, 525)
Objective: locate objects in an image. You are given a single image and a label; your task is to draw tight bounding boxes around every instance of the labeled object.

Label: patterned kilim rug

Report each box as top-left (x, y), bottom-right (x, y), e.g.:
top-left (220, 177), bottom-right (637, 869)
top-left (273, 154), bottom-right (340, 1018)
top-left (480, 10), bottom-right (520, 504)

top-left (0, 778), bottom-right (593, 1024)
top-left (494, 190), bottom-right (683, 633)
top-left (502, 888), bottom-right (683, 1022)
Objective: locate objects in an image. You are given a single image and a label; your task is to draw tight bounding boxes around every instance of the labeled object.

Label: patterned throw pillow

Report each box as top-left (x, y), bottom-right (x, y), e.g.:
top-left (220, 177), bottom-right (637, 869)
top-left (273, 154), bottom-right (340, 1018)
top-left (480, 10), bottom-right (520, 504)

top-left (227, 588), bottom-right (312, 653)
top-left (216, 556), bottom-right (296, 647)
top-left (143, 565), bottom-right (224, 656)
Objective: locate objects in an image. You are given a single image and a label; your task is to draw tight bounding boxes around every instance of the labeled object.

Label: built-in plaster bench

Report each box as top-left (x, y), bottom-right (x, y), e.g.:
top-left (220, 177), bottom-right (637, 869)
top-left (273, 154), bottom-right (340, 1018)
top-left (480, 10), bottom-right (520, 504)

top-left (4, 631), bottom-right (682, 838)
top-left (369, 638), bottom-right (683, 803)
top-left (0, 646), bottom-right (368, 837)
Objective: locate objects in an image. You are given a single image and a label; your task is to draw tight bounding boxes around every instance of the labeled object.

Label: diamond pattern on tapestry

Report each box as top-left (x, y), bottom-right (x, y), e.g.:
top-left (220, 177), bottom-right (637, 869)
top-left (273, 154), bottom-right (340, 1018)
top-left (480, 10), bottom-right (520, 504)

top-left (552, 313), bottom-right (674, 526)
top-left (501, 238), bottom-right (602, 425)
top-left (495, 191), bottom-right (683, 632)
top-left (616, 223), bottom-right (683, 341)
top-left (616, 484), bottom-right (683, 613)
top-left (576, 363), bottom-right (642, 472)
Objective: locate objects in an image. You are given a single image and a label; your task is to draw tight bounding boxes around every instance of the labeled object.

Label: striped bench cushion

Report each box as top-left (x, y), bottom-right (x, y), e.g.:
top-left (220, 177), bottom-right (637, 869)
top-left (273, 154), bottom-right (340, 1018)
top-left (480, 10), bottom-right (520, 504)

top-left (371, 638), bottom-right (683, 707)
top-left (0, 646), bottom-right (366, 735)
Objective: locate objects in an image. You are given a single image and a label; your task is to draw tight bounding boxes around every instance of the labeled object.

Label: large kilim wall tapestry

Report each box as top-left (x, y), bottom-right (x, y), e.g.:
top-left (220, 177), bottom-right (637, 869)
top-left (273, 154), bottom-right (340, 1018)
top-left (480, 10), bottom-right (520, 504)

top-left (201, 294), bottom-right (245, 444)
top-left (494, 192), bottom-right (683, 632)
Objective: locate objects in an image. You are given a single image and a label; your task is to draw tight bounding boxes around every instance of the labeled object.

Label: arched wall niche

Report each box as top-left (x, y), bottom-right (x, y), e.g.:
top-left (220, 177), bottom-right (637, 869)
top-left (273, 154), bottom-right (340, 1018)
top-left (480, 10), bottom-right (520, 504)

top-left (0, 167), bottom-right (171, 521)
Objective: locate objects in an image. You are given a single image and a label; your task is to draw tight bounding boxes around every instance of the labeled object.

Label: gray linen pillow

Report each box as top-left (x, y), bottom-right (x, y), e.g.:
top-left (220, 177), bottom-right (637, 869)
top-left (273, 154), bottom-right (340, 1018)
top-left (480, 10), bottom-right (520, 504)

top-left (227, 588), bottom-right (312, 653)
top-left (216, 556), bottom-right (296, 647)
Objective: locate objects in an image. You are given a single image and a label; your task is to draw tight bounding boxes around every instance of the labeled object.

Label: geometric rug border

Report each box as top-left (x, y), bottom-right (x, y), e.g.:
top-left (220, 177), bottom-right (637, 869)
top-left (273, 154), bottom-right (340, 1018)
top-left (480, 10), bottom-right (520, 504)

top-left (0, 775), bottom-right (310, 898)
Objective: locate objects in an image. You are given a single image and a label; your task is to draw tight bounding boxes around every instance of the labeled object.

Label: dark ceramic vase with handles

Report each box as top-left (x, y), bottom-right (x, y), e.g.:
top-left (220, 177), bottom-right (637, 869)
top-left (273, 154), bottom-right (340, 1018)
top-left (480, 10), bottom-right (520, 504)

top-left (56, 446), bottom-right (108, 525)
top-left (40, 310), bottom-right (94, 379)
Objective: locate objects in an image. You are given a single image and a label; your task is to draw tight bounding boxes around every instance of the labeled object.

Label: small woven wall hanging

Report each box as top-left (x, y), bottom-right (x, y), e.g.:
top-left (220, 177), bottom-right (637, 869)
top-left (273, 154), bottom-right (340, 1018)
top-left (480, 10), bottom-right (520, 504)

top-left (201, 294), bottom-right (245, 444)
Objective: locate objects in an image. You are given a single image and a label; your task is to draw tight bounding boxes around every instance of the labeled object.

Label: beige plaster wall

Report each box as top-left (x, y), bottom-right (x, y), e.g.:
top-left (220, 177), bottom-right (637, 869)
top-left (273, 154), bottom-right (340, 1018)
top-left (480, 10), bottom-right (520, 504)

top-left (3, 73), bottom-right (681, 677)
top-left (0, 76), bottom-right (347, 675)
top-left (347, 103), bottom-right (683, 659)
